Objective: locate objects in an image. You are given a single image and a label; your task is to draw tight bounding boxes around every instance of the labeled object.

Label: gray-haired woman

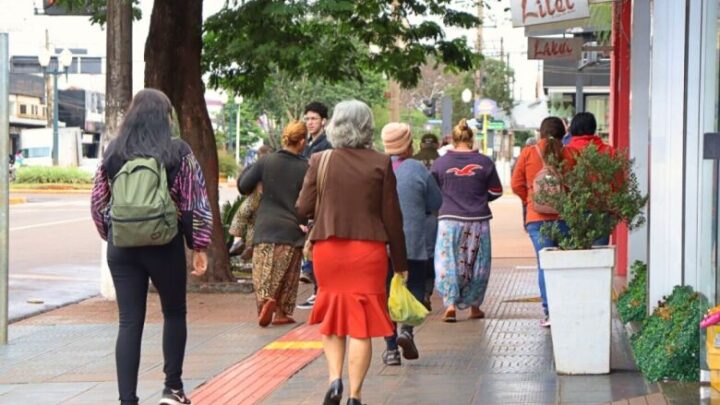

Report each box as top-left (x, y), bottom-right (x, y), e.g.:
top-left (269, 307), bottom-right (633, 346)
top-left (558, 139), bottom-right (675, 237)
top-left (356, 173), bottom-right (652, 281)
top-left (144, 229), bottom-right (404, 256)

top-left (297, 100), bottom-right (408, 405)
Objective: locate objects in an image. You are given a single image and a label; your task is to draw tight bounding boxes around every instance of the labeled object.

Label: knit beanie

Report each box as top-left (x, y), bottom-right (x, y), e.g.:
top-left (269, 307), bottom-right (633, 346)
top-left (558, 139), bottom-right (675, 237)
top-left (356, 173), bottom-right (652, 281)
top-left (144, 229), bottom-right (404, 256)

top-left (381, 122), bottom-right (412, 155)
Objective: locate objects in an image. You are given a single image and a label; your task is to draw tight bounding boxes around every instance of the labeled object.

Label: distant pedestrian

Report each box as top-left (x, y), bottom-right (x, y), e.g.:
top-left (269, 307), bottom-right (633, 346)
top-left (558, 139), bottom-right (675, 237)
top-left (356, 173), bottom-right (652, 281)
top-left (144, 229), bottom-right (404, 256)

top-left (238, 121), bottom-right (309, 327)
top-left (14, 150), bottom-right (23, 167)
top-left (437, 134), bottom-right (454, 156)
top-left (90, 88), bottom-right (212, 405)
top-left (431, 119), bottom-right (503, 322)
top-left (297, 100), bottom-right (408, 405)
top-left (229, 145), bottom-right (273, 259)
top-left (297, 101), bottom-right (333, 310)
top-left (511, 116), bottom-right (567, 327)
top-left (412, 133), bottom-right (440, 170)
top-left (381, 123), bottom-right (442, 366)
top-left (412, 133), bottom-right (441, 309)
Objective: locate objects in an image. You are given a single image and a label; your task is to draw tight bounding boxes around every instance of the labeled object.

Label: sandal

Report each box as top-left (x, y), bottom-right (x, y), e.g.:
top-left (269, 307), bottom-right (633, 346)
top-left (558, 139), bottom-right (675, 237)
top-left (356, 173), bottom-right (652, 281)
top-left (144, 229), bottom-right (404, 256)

top-left (258, 299), bottom-right (276, 327)
top-left (271, 316), bottom-right (296, 326)
top-left (442, 308), bottom-right (456, 323)
top-left (469, 308), bottom-right (485, 319)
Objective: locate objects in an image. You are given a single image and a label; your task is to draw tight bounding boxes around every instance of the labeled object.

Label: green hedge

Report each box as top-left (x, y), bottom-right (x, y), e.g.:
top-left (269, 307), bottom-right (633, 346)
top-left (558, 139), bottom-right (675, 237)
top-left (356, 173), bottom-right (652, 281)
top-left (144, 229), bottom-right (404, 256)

top-left (16, 166), bottom-right (93, 184)
top-left (218, 150), bottom-right (239, 178)
top-left (630, 285), bottom-right (708, 381)
top-left (617, 261), bottom-right (648, 324)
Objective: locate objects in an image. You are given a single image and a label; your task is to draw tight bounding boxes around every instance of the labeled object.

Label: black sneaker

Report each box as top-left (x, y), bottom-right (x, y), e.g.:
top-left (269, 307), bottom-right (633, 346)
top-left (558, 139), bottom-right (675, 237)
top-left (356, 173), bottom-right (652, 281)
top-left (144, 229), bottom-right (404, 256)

top-left (296, 294), bottom-right (316, 309)
top-left (159, 388), bottom-right (191, 405)
top-left (396, 331), bottom-right (419, 360)
top-left (382, 349), bottom-right (401, 366)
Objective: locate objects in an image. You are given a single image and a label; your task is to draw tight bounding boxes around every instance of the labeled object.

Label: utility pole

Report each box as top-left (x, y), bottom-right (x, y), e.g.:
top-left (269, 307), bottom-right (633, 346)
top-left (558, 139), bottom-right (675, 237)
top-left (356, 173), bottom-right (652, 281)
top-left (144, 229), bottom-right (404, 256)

top-left (100, 0), bottom-right (133, 300)
top-left (44, 30), bottom-right (52, 128)
top-left (0, 33), bottom-right (9, 345)
top-left (474, 2), bottom-right (484, 102)
top-left (389, 1), bottom-right (402, 122)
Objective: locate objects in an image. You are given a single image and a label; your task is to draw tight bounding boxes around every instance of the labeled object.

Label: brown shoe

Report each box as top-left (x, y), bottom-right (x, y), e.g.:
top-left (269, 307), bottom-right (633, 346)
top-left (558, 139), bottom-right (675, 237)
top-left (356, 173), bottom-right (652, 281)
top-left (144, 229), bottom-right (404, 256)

top-left (240, 246), bottom-right (254, 261)
top-left (271, 316), bottom-right (296, 326)
top-left (469, 308), bottom-right (485, 319)
top-left (258, 299), bottom-right (276, 327)
top-left (442, 308), bottom-right (456, 323)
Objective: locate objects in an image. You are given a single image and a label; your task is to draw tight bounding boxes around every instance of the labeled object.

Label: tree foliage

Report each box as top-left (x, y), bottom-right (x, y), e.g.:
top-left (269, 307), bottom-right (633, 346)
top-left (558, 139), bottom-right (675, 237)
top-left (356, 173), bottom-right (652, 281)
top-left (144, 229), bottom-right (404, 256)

top-left (51, 0), bottom-right (141, 25)
top-left (203, 0), bottom-right (480, 97)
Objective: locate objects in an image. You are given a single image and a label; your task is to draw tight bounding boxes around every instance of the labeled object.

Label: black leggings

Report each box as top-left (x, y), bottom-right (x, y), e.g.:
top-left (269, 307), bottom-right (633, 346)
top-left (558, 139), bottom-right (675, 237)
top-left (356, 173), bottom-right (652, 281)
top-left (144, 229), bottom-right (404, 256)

top-left (107, 233), bottom-right (187, 403)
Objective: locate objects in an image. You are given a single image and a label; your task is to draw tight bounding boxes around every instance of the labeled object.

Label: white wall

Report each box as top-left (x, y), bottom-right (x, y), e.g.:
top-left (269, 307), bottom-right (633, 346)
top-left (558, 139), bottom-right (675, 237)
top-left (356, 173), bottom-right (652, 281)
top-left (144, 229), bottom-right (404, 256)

top-left (647, 0), bottom-right (687, 310)
top-left (628, 0), bottom-right (650, 278)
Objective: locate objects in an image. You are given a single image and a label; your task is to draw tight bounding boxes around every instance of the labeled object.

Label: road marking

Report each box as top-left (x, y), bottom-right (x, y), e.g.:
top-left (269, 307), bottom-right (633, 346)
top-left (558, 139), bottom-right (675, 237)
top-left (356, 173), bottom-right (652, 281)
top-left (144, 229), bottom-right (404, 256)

top-left (10, 217), bottom-right (90, 231)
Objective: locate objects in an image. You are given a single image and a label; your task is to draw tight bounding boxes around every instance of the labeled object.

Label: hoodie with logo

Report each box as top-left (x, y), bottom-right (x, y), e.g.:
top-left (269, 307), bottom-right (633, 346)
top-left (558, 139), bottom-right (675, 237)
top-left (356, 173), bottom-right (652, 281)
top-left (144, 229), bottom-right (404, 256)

top-left (430, 150), bottom-right (502, 221)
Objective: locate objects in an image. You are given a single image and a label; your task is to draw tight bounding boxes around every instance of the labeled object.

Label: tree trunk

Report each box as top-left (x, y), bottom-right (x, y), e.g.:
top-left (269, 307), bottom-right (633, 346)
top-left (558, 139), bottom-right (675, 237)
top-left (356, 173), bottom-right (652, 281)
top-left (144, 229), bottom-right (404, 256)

top-left (144, 0), bottom-right (233, 282)
top-left (103, 0), bottom-right (132, 151)
top-left (100, 0), bottom-right (133, 300)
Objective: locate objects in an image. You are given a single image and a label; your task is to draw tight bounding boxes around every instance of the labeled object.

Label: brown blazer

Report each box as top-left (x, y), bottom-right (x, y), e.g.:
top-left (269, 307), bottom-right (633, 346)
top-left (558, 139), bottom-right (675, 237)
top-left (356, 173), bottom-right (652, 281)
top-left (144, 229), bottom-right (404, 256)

top-left (296, 148), bottom-right (408, 273)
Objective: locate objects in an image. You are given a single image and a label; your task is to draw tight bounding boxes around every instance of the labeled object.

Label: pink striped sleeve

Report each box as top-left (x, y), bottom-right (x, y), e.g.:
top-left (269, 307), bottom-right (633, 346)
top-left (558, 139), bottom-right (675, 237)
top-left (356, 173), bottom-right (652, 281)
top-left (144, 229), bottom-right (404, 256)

top-left (170, 152), bottom-right (213, 250)
top-left (90, 165), bottom-right (111, 240)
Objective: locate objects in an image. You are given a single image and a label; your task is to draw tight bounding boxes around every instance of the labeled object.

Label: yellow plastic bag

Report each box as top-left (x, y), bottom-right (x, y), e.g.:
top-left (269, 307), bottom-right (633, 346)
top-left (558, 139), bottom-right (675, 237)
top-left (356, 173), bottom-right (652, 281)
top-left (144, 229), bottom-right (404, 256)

top-left (388, 274), bottom-right (429, 326)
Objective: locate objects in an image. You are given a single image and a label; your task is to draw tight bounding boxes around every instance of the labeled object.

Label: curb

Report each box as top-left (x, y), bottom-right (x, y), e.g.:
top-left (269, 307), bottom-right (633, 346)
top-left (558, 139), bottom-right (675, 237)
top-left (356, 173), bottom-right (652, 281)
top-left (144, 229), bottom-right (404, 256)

top-left (10, 188), bottom-right (91, 194)
top-left (9, 196), bottom-right (27, 205)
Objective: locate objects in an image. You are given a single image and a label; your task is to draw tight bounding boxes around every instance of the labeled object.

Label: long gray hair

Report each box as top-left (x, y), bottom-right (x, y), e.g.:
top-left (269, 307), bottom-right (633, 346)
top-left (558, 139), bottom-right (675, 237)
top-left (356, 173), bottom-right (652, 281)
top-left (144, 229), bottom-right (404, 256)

top-left (104, 88), bottom-right (180, 167)
top-left (326, 100), bottom-right (374, 149)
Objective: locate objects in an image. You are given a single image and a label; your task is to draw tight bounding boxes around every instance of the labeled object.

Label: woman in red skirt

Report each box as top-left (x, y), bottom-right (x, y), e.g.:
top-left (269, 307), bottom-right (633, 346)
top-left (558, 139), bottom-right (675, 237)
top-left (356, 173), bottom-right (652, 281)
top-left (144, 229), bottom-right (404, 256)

top-left (297, 100), bottom-right (408, 405)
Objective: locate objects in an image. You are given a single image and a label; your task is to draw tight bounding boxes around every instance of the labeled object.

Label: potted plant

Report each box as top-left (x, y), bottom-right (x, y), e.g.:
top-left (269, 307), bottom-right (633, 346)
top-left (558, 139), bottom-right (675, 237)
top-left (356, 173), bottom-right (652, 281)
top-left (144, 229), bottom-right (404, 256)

top-left (534, 144), bottom-right (648, 374)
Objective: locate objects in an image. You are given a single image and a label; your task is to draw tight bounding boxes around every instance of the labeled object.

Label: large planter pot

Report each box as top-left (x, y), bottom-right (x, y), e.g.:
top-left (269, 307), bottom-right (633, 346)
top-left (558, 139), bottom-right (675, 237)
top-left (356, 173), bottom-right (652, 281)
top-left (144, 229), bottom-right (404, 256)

top-left (539, 246), bottom-right (616, 375)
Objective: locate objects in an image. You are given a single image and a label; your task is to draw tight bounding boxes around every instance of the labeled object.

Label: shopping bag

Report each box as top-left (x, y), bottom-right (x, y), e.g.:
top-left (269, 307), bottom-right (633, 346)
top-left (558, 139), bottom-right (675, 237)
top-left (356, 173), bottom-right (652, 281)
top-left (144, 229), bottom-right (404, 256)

top-left (388, 273), bottom-right (429, 326)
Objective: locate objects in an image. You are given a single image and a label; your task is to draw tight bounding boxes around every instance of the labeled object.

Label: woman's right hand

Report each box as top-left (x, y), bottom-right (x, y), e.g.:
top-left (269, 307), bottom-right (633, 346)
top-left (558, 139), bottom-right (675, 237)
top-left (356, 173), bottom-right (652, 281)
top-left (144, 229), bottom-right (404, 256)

top-left (395, 270), bottom-right (408, 281)
top-left (191, 250), bottom-right (208, 277)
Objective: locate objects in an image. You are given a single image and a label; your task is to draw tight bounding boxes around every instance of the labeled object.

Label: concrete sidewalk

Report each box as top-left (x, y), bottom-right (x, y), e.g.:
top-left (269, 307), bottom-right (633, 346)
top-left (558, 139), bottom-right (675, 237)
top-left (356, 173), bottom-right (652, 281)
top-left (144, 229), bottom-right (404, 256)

top-left (0, 196), bottom-right (687, 404)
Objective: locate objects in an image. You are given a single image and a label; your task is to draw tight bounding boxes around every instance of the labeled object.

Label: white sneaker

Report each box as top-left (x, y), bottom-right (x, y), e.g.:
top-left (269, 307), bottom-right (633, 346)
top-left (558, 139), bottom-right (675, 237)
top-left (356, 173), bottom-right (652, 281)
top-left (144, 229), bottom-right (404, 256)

top-left (296, 294), bottom-right (316, 309)
top-left (540, 317), bottom-right (551, 328)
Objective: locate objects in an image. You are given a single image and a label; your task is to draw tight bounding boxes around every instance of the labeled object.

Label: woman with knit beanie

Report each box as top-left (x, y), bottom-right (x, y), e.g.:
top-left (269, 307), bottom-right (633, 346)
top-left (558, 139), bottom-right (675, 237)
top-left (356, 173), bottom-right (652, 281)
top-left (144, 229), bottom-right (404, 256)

top-left (380, 123), bottom-right (442, 366)
top-left (238, 121), bottom-right (309, 327)
top-left (430, 119), bottom-right (503, 322)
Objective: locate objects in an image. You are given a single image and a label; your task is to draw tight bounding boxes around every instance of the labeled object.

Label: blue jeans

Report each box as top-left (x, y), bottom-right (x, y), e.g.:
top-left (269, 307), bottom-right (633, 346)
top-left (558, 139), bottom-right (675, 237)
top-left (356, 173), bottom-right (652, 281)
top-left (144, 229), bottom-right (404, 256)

top-left (526, 220), bottom-right (568, 317)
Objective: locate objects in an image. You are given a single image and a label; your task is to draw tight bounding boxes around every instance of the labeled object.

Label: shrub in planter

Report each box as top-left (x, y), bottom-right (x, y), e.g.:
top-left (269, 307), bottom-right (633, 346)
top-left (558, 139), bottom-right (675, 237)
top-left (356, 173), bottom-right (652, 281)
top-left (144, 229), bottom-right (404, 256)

top-left (617, 261), bottom-right (648, 324)
top-left (630, 285), bottom-right (708, 382)
top-left (534, 144), bottom-right (648, 250)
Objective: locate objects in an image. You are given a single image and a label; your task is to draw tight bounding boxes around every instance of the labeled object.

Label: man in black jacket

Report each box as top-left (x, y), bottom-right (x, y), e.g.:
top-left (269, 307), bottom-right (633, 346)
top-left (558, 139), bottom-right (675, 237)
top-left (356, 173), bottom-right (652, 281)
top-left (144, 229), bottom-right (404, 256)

top-left (301, 101), bottom-right (332, 157)
top-left (297, 101), bottom-right (332, 310)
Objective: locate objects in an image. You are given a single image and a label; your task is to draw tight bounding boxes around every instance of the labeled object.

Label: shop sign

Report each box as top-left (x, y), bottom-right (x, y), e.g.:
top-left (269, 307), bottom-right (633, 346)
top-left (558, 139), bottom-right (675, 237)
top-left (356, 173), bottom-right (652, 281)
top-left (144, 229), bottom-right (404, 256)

top-left (528, 37), bottom-right (583, 60)
top-left (511, 0), bottom-right (590, 27)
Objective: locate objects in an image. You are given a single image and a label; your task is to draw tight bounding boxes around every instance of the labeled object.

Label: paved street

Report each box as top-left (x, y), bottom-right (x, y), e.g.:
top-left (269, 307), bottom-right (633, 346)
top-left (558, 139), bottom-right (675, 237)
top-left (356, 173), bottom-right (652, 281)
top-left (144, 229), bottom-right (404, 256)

top-left (9, 193), bottom-right (100, 322)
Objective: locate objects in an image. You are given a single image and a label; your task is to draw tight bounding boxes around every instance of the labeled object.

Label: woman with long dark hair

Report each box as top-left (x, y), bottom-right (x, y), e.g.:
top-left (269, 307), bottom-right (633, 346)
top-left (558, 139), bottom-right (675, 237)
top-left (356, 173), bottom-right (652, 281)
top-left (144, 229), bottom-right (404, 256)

top-left (511, 116), bottom-right (567, 327)
top-left (91, 88), bottom-right (212, 405)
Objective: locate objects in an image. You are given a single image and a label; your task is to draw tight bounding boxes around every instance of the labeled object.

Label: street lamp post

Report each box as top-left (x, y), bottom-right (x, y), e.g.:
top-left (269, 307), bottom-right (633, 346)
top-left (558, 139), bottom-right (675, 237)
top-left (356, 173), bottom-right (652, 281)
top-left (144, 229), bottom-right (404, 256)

top-left (38, 48), bottom-right (72, 166)
top-left (234, 96), bottom-right (243, 165)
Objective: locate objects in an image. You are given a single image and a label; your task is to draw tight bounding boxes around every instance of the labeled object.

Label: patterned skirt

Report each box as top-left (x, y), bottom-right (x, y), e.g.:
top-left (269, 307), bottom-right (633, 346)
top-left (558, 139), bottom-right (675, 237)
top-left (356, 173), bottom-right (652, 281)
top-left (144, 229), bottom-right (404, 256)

top-left (434, 219), bottom-right (492, 310)
top-left (251, 243), bottom-right (303, 317)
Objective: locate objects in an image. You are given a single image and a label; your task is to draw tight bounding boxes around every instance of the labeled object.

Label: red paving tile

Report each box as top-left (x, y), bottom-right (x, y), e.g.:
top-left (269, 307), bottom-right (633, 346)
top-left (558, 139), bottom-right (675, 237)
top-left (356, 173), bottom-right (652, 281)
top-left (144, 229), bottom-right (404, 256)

top-left (190, 324), bottom-right (323, 405)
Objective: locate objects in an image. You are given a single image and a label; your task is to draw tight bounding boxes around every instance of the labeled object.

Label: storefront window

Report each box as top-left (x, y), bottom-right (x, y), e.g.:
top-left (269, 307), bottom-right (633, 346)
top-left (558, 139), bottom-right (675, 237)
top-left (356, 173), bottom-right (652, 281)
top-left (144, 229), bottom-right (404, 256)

top-left (585, 94), bottom-right (610, 136)
top-left (548, 93), bottom-right (575, 122)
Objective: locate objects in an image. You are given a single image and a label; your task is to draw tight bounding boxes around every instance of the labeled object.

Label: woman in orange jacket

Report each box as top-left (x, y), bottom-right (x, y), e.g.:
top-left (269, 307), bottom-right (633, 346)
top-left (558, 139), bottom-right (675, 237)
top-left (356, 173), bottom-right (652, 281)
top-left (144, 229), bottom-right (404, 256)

top-left (511, 117), bottom-right (567, 327)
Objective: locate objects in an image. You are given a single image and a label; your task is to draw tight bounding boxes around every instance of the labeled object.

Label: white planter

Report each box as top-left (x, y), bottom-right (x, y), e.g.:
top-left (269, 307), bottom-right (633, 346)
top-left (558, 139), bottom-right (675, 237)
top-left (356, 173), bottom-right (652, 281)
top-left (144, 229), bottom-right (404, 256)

top-left (539, 246), bottom-right (615, 375)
